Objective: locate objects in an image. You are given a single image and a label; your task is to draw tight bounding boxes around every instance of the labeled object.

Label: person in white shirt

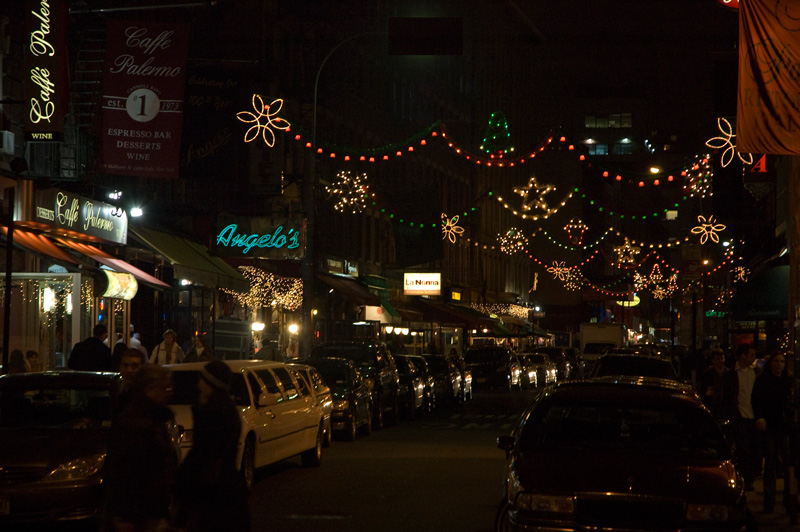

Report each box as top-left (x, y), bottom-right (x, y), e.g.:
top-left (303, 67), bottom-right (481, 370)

top-left (150, 329), bottom-right (185, 365)
top-left (726, 343), bottom-right (759, 490)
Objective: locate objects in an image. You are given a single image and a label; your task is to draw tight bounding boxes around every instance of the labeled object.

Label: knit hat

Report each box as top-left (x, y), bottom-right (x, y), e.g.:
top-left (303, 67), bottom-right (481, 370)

top-left (200, 360), bottom-right (232, 391)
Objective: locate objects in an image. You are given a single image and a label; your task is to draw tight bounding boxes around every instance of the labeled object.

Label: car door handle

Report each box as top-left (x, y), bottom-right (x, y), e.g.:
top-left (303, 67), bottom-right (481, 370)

top-left (264, 409), bottom-right (276, 419)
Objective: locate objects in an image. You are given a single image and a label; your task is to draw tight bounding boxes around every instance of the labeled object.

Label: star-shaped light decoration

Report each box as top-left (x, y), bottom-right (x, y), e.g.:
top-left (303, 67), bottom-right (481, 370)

top-left (442, 213), bottom-right (465, 243)
top-left (633, 271), bottom-right (648, 292)
top-left (547, 261), bottom-right (569, 281)
top-left (325, 171), bottom-right (369, 213)
top-left (513, 176), bottom-right (554, 213)
top-left (614, 237), bottom-right (640, 265)
top-left (498, 227), bottom-right (529, 255)
top-left (705, 117), bottom-right (753, 168)
top-left (691, 214), bottom-right (726, 244)
top-left (236, 94), bottom-right (291, 147)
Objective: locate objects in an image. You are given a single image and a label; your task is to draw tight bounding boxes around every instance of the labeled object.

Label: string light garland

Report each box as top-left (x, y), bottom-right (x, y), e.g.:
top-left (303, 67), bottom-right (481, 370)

top-left (705, 117), bottom-right (754, 167)
top-left (498, 227), bottom-right (528, 255)
top-left (682, 155), bottom-right (714, 198)
top-left (236, 94), bottom-right (291, 147)
top-left (326, 170), bottom-right (369, 213)
top-left (223, 267), bottom-right (302, 311)
top-left (691, 215), bottom-right (726, 244)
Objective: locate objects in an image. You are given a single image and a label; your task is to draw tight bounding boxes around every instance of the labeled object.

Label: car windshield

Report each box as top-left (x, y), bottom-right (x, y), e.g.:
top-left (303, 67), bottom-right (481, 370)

top-left (520, 400), bottom-right (728, 458)
top-left (313, 345), bottom-right (375, 364)
top-left (0, 384), bottom-right (112, 429)
top-left (583, 342), bottom-right (616, 355)
top-left (594, 357), bottom-right (677, 379)
top-left (425, 357), bottom-right (448, 373)
top-left (526, 354), bottom-right (548, 364)
top-left (169, 371), bottom-right (251, 406)
top-left (465, 350), bottom-right (507, 364)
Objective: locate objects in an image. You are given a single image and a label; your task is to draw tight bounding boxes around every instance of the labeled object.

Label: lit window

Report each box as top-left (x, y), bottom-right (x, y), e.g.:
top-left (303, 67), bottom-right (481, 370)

top-left (585, 116), bottom-right (596, 128)
top-left (589, 144), bottom-right (608, 155)
top-left (621, 113), bottom-right (632, 127)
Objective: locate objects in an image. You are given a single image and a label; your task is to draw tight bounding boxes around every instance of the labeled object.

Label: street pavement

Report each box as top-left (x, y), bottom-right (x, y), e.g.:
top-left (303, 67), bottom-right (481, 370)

top-left (750, 476), bottom-right (800, 531)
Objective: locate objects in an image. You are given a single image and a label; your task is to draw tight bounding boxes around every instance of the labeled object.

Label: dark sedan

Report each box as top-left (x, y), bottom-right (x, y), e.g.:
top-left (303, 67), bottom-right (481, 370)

top-left (400, 354), bottom-right (436, 412)
top-left (464, 347), bottom-right (521, 392)
top-left (0, 371), bottom-right (121, 526)
top-left (393, 354), bottom-right (426, 419)
top-left (589, 353), bottom-right (679, 381)
top-left (304, 357), bottom-right (372, 441)
top-left (496, 377), bottom-right (751, 532)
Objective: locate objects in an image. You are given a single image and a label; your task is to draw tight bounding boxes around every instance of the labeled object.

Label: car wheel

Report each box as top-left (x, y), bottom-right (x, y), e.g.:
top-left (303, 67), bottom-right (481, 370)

top-left (301, 425), bottom-right (323, 467)
top-left (494, 500), bottom-right (510, 532)
top-left (323, 420), bottom-right (332, 447)
top-left (360, 404), bottom-right (372, 436)
top-left (240, 437), bottom-right (255, 492)
top-left (345, 413), bottom-right (357, 441)
top-left (372, 396), bottom-right (383, 430)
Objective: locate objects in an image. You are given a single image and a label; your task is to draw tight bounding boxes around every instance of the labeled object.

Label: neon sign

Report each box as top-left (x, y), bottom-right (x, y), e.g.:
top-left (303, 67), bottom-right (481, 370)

top-left (214, 217), bottom-right (305, 259)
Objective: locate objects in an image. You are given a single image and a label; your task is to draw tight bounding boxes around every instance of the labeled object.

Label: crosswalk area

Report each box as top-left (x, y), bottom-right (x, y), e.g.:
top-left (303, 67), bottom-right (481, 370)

top-left (415, 412), bottom-right (522, 431)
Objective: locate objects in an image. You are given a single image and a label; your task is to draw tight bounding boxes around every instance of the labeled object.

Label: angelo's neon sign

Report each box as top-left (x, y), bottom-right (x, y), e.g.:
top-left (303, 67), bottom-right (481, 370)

top-left (216, 223), bottom-right (301, 255)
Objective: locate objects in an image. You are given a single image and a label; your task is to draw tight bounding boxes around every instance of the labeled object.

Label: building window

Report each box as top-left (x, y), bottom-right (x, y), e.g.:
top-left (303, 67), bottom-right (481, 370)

top-left (585, 116), bottom-right (596, 128)
top-left (588, 144), bottom-right (608, 155)
top-left (621, 113), bottom-right (632, 127)
top-left (612, 142), bottom-right (632, 155)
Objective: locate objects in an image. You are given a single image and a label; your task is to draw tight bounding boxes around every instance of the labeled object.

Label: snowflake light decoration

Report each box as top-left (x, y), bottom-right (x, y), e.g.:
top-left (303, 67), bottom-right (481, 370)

top-left (562, 268), bottom-right (583, 291)
top-left (733, 266), bottom-right (749, 283)
top-left (705, 117), bottom-right (753, 167)
top-left (326, 171), bottom-right (369, 213)
top-left (442, 213), bottom-right (465, 243)
top-left (498, 227), bottom-right (529, 255)
top-left (513, 176), bottom-right (554, 213)
top-left (236, 94), bottom-right (291, 147)
top-left (614, 237), bottom-right (640, 265)
top-left (547, 261), bottom-right (569, 281)
top-left (633, 271), bottom-right (648, 291)
top-left (691, 214), bottom-right (726, 244)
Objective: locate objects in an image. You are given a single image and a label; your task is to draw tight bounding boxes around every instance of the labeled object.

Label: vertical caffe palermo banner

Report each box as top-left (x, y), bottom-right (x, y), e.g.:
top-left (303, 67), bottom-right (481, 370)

top-left (24, 0), bottom-right (69, 142)
top-left (100, 20), bottom-right (189, 178)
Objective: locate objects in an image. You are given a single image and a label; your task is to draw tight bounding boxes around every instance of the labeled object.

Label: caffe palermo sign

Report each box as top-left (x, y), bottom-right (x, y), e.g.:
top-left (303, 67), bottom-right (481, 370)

top-left (28, 189), bottom-right (128, 244)
top-left (24, 0), bottom-right (69, 141)
top-left (404, 273), bottom-right (441, 296)
top-left (214, 217), bottom-right (305, 259)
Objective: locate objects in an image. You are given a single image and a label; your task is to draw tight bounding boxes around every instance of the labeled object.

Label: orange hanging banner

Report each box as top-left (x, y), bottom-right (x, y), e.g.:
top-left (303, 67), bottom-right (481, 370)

top-left (736, 0), bottom-right (800, 155)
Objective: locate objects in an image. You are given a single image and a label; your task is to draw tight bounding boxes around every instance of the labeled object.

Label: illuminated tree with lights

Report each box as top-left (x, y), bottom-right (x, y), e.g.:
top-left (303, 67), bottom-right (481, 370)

top-left (480, 111), bottom-right (514, 157)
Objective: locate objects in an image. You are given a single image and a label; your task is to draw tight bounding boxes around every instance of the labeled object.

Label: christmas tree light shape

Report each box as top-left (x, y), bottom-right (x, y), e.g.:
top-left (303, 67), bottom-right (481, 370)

top-left (480, 111), bottom-right (514, 157)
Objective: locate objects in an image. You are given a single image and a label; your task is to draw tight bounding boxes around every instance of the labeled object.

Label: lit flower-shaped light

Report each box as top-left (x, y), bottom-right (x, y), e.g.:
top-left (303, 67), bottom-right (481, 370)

top-left (547, 260), bottom-right (569, 281)
top-left (691, 214), bottom-right (726, 244)
top-left (498, 227), bottom-right (529, 255)
top-left (236, 94), bottom-right (291, 147)
top-left (326, 171), bottom-right (369, 213)
top-left (705, 117), bottom-right (753, 167)
top-left (442, 213), bottom-right (465, 243)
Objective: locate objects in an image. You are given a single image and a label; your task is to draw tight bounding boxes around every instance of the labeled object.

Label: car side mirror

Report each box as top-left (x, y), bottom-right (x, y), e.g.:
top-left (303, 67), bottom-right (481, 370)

top-left (258, 391), bottom-right (280, 407)
top-left (497, 435), bottom-right (515, 455)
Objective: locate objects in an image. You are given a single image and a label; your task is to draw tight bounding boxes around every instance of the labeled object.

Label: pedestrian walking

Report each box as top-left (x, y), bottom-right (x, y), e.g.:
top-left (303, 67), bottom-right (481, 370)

top-left (183, 334), bottom-right (215, 363)
top-left (104, 365), bottom-right (179, 532)
top-left (68, 324), bottom-right (112, 371)
top-left (697, 348), bottom-right (734, 421)
top-left (175, 360), bottom-right (250, 532)
top-left (151, 329), bottom-right (185, 365)
top-left (725, 343), bottom-right (759, 490)
top-left (752, 351), bottom-right (794, 513)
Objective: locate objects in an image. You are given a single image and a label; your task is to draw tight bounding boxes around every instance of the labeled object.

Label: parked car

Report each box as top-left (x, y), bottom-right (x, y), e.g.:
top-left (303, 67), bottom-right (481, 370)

top-left (0, 371), bottom-right (123, 525)
top-left (520, 353), bottom-right (558, 387)
top-left (166, 360), bottom-right (326, 491)
top-left (394, 354), bottom-right (427, 419)
top-left (589, 353), bottom-right (679, 381)
top-left (304, 357), bottom-right (372, 441)
top-left (496, 377), bottom-right (751, 532)
top-left (532, 346), bottom-right (572, 380)
top-left (565, 347), bottom-right (585, 380)
top-left (444, 351), bottom-right (473, 402)
top-left (424, 354), bottom-right (463, 404)
top-left (401, 354), bottom-right (437, 412)
top-left (288, 362), bottom-right (334, 447)
top-left (312, 341), bottom-right (400, 428)
top-left (464, 346), bottom-right (521, 391)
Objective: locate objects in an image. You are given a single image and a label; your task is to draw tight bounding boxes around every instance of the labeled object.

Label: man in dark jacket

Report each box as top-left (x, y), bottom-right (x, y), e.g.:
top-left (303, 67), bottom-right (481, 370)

top-left (67, 324), bottom-right (112, 371)
top-left (104, 365), bottom-right (179, 532)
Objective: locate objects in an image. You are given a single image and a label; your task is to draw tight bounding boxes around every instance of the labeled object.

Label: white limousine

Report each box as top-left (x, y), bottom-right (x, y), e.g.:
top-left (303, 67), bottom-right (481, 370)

top-left (166, 360), bottom-right (326, 490)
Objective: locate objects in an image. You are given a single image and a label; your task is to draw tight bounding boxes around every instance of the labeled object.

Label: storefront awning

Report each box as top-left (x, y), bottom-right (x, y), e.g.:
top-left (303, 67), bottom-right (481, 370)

top-left (56, 238), bottom-right (170, 290)
top-left (381, 298), bottom-right (400, 318)
top-left (414, 299), bottom-right (497, 329)
top-left (130, 226), bottom-right (249, 292)
top-left (2, 227), bottom-right (80, 265)
top-left (318, 273), bottom-right (380, 306)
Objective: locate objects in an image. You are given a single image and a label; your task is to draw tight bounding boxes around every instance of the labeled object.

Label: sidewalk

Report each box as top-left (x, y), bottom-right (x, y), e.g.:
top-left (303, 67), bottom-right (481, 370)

top-left (749, 476), bottom-right (800, 531)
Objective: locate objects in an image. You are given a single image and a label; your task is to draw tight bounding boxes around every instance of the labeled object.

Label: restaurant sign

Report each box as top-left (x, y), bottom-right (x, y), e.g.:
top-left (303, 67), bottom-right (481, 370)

top-left (404, 272), bottom-right (441, 296)
top-left (214, 216), bottom-right (305, 259)
top-left (27, 189), bottom-right (128, 244)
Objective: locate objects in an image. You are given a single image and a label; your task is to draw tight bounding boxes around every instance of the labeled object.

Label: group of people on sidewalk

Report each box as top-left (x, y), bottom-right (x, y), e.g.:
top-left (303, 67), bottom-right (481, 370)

top-left (67, 324), bottom-right (216, 372)
top-left (696, 343), bottom-right (796, 514)
top-left (103, 355), bottom-right (250, 532)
